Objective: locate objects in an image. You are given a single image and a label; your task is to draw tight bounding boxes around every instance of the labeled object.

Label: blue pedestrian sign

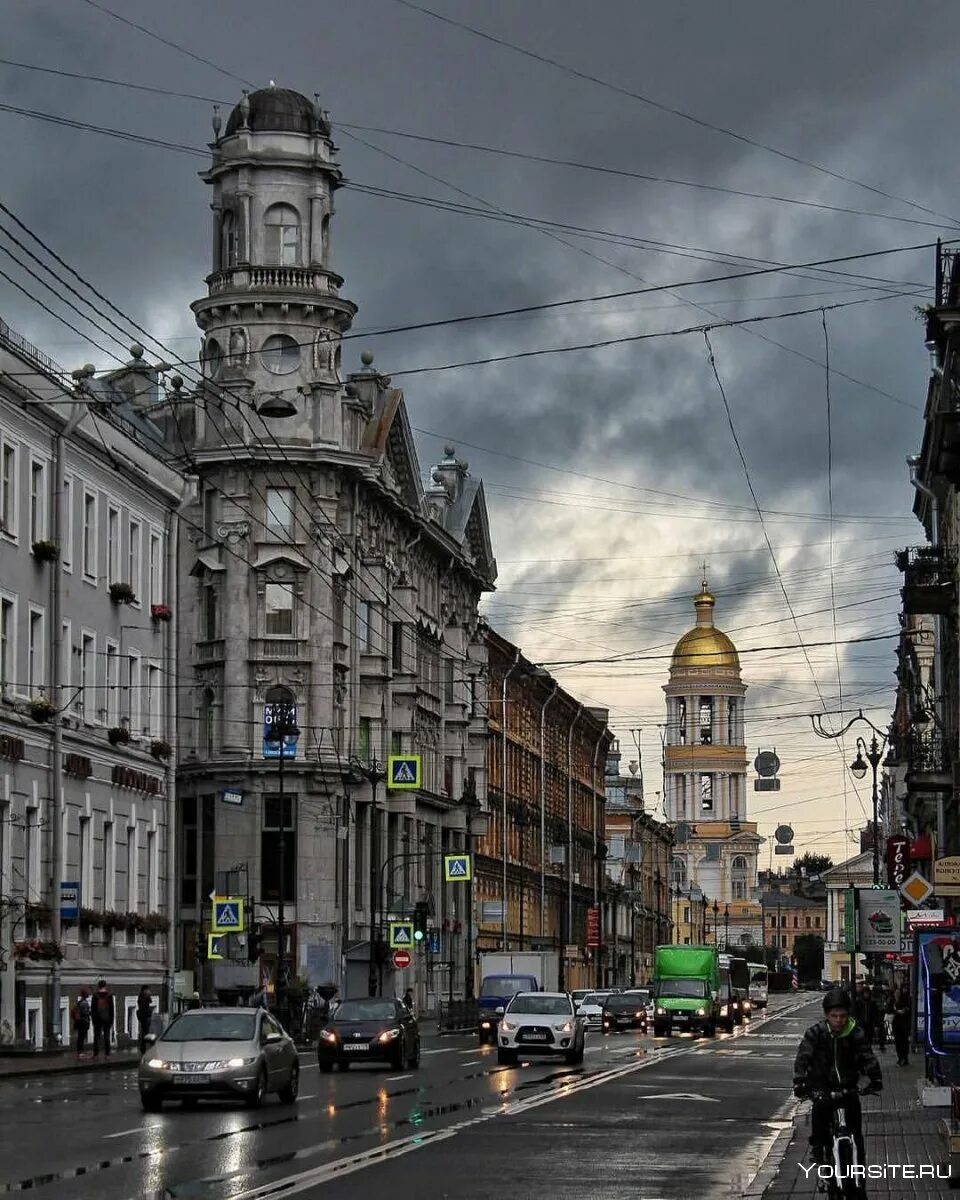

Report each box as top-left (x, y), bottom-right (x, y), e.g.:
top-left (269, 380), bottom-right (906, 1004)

top-left (211, 897), bottom-right (245, 934)
top-left (444, 854), bottom-right (472, 882)
top-left (428, 931), bottom-right (441, 955)
top-left (387, 755), bottom-right (421, 790)
top-left (60, 881), bottom-right (80, 922)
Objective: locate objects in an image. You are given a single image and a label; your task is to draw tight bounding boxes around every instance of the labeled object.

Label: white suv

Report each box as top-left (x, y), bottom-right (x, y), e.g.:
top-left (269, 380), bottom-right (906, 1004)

top-left (497, 992), bottom-right (586, 1066)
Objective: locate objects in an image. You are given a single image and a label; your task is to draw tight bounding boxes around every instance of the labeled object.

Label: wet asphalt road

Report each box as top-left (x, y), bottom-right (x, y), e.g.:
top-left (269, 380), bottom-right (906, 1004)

top-left (0, 994), bottom-right (813, 1200)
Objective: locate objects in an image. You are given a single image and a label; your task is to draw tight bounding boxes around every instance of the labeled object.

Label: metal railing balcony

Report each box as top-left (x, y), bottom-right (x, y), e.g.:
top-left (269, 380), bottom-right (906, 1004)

top-left (895, 546), bottom-right (956, 616)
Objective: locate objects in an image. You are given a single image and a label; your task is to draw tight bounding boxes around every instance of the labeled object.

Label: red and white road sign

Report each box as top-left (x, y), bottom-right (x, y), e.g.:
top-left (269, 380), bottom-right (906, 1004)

top-left (392, 948), bottom-right (411, 969)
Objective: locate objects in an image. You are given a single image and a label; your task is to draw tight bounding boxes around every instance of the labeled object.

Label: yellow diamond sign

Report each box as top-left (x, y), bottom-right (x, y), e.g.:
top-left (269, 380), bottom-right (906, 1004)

top-left (901, 871), bottom-right (934, 907)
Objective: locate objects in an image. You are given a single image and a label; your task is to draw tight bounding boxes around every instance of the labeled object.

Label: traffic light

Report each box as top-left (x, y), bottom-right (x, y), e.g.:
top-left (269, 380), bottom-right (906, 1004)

top-left (413, 901), bottom-right (429, 943)
top-left (247, 928), bottom-right (263, 964)
top-left (195, 936), bottom-right (207, 965)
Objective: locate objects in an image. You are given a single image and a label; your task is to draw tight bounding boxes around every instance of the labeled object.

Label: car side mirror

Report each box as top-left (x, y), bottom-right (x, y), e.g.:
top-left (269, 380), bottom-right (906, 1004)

top-left (143, 1033), bottom-right (157, 1048)
top-left (264, 1030), bottom-right (284, 1044)
top-left (495, 1006), bottom-right (505, 1016)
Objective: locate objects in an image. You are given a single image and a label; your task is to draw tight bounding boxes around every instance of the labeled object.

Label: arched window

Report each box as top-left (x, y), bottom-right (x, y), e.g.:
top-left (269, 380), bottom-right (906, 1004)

top-left (221, 210), bottom-right (238, 268)
top-left (731, 854), bottom-right (748, 900)
top-left (264, 204), bottom-right (300, 266)
top-left (200, 688), bottom-right (216, 757)
top-left (739, 932), bottom-right (753, 946)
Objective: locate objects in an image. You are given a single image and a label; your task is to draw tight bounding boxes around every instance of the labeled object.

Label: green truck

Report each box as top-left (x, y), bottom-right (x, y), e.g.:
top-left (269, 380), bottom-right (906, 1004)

top-left (652, 944), bottom-right (721, 1037)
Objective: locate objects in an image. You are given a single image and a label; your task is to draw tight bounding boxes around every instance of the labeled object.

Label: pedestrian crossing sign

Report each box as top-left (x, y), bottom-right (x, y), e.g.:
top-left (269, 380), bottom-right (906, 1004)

top-left (207, 934), bottom-right (224, 960)
top-left (211, 897), bottom-right (245, 934)
top-left (389, 920), bottom-right (414, 949)
top-left (388, 755), bottom-right (422, 790)
top-left (444, 854), bottom-right (472, 882)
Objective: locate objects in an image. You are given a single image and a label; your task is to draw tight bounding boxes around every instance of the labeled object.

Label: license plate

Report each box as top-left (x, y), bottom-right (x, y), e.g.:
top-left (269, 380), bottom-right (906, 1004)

top-left (674, 1015), bottom-right (688, 1021)
top-left (521, 1032), bottom-right (548, 1041)
top-left (342, 1043), bottom-right (368, 1052)
top-left (174, 1075), bottom-right (210, 1085)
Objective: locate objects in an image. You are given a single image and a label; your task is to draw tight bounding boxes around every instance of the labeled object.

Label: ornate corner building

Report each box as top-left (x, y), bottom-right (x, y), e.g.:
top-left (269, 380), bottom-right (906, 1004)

top-left (662, 580), bottom-right (762, 948)
top-left (176, 87), bottom-right (497, 1003)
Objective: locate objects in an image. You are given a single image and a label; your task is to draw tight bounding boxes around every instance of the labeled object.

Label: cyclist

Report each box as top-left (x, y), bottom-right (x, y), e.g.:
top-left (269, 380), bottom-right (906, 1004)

top-left (793, 987), bottom-right (882, 1170)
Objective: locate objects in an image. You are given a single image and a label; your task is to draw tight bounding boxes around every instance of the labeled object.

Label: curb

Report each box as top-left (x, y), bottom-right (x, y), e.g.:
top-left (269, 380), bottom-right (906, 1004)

top-left (0, 1054), bottom-right (140, 1080)
top-left (742, 1103), bottom-right (801, 1198)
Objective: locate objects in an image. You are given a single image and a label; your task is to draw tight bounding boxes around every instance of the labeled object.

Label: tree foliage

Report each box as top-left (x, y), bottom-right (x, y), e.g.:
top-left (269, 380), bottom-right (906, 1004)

top-left (795, 852), bottom-right (833, 877)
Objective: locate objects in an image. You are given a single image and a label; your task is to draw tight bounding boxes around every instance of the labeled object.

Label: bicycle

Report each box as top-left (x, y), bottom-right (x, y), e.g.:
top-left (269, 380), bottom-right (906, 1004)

top-left (806, 1086), bottom-right (878, 1199)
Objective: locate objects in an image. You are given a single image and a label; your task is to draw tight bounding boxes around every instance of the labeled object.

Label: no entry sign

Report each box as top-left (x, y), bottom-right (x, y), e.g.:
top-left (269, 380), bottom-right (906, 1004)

top-left (392, 949), bottom-right (412, 969)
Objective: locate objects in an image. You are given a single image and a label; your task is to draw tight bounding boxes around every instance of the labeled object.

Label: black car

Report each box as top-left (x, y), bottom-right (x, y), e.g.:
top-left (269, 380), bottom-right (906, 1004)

top-left (317, 997), bottom-right (420, 1071)
top-left (602, 991), bottom-right (649, 1034)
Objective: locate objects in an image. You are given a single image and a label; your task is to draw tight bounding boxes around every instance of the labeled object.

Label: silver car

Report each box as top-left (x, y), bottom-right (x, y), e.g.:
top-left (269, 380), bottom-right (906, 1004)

top-left (138, 1007), bottom-right (299, 1111)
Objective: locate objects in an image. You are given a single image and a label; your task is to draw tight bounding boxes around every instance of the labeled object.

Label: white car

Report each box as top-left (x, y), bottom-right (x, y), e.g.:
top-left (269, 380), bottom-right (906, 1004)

top-left (497, 992), bottom-right (586, 1066)
top-left (577, 991), bottom-right (612, 1029)
top-left (570, 989), bottom-right (593, 1011)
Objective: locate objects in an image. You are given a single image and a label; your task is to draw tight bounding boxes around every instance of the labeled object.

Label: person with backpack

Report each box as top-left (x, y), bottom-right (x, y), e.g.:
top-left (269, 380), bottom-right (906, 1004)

top-left (71, 988), bottom-right (91, 1058)
top-left (136, 986), bottom-right (154, 1056)
top-left (91, 979), bottom-right (115, 1057)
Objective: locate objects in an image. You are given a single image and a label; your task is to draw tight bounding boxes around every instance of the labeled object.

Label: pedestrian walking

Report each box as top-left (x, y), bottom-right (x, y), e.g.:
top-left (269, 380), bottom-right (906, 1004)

top-left (71, 988), bottom-right (91, 1058)
top-left (854, 980), bottom-right (876, 1046)
top-left (91, 979), bottom-right (115, 1057)
top-left (136, 985), bottom-right (154, 1056)
top-left (891, 984), bottom-right (911, 1066)
top-left (402, 988), bottom-right (414, 1013)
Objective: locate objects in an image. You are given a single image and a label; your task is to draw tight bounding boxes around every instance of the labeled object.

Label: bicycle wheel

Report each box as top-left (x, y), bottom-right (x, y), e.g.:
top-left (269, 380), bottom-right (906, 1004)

top-left (836, 1138), bottom-right (863, 1199)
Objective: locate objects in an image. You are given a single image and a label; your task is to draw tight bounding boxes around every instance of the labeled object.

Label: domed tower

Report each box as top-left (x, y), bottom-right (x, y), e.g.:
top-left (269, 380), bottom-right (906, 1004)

top-left (663, 576), bottom-right (761, 939)
top-left (191, 86), bottom-right (357, 447)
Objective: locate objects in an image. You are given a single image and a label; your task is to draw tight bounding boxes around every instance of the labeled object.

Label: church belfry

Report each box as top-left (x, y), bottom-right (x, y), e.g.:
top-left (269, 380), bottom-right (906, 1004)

top-left (191, 86), bottom-right (357, 447)
top-left (663, 577), bottom-right (761, 940)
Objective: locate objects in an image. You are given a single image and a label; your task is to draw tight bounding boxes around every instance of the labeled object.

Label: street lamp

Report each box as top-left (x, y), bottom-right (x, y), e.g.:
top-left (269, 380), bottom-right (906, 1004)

top-left (345, 755), bottom-right (387, 997)
top-left (462, 777), bottom-right (487, 1001)
top-left (849, 737), bottom-right (884, 887)
top-left (712, 898), bottom-right (719, 946)
top-left (724, 903), bottom-right (730, 950)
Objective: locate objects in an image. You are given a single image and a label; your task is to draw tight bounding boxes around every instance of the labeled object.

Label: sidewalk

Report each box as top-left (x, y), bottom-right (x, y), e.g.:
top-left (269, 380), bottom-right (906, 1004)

top-left (763, 1048), bottom-right (951, 1197)
top-left (0, 1050), bottom-right (141, 1078)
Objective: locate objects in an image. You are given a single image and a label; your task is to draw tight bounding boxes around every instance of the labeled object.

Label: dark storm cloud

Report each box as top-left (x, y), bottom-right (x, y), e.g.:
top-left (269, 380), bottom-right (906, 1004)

top-left (2, 0), bottom-right (952, 859)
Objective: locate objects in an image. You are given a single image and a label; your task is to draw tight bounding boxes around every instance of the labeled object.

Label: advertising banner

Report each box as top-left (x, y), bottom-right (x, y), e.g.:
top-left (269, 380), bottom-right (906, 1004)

top-left (886, 834), bottom-right (910, 890)
top-left (915, 926), bottom-right (960, 1044)
top-left (857, 889), bottom-right (901, 953)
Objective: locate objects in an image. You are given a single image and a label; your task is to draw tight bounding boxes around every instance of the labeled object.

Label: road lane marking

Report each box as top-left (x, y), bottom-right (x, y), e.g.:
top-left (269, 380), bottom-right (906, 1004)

top-left (102, 1127), bottom-right (145, 1140)
top-left (384, 1074), bottom-right (412, 1081)
top-left (421, 1047), bottom-right (463, 1055)
top-left (461, 1060), bottom-right (481, 1066)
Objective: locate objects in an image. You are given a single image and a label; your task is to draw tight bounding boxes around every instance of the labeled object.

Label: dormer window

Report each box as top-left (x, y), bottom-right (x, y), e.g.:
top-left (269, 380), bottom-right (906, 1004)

top-left (264, 203), bottom-right (300, 266)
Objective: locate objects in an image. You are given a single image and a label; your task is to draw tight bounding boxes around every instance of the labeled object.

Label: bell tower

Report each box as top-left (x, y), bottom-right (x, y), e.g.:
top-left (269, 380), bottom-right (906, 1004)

top-left (191, 86), bottom-right (357, 448)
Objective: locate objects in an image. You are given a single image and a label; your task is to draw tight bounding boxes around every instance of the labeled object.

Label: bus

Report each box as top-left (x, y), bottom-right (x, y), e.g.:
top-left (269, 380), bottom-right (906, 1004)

top-left (749, 964), bottom-right (769, 1010)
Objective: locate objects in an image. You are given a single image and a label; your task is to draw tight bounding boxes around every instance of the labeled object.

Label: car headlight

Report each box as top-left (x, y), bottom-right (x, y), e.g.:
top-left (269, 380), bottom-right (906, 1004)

top-left (695, 1008), bottom-right (706, 1016)
top-left (555, 1021), bottom-right (573, 1033)
top-left (655, 1007), bottom-right (667, 1016)
top-left (720, 1005), bottom-right (728, 1016)
top-left (500, 1020), bottom-right (517, 1033)
top-left (481, 1021), bottom-right (492, 1029)
top-left (146, 1058), bottom-right (169, 1070)
top-left (635, 1011), bottom-right (645, 1019)
top-left (224, 1057), bottom-right (257, 1068)
top-left (743, 1001), bottom-right (751, 1010)
top-left (319, 1030), bottom-right (338, 1042)
top-left (377, 1028), bottom-right (401, 1043)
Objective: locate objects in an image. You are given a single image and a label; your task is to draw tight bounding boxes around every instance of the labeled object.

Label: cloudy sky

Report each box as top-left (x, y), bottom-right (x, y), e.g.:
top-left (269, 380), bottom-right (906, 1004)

top-left (4, 0), bottom-right (957, 866)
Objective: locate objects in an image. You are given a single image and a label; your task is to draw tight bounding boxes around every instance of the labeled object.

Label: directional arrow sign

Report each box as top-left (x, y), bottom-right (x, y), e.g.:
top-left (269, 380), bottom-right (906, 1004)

top-left (635, 1093), bottom-right (720, 1102)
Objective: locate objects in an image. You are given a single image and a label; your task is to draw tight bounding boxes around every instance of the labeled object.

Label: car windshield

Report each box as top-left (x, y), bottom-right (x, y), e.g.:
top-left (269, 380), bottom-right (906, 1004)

top-left (480, 976), bottom-right (528, 997)
top-left (579, 993), bottom-right (607, 1006)
top-left (624, 990), bottom-right (651, 1003)
top-left (507, 995), bottom-right (572, 1016)
top-left (161, 1012), bottom-right (257, 1042)
top-left (333, 1000), bottom-right (397, 1022)
top-left (605, 996), bottom-right (645, 1013)
top-left (658, 980), bottom-right (707, 999)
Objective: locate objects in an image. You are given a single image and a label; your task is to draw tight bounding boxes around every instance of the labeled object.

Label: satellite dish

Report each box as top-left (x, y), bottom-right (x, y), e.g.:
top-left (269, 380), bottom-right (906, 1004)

top-left (754, 751), bottom-right (781, 777)
top-left (774, 824), bottom-right (794, 845)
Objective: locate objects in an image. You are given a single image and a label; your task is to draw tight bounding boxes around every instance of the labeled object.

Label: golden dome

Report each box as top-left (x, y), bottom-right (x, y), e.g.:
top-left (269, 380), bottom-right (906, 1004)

top-left (670, 578), bottom-right (740, 670)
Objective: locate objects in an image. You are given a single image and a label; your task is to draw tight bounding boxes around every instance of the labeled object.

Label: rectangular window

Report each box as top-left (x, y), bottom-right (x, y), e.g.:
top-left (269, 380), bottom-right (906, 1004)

top-left (79, 815), bottom-right (92, 908)
top-left (781, 935), bottom-right (787, 948)
top-left (0, 441), bottom-right (17, 536)
top-left (699, 773), bottom-right (713, 812)
top-left (30, 458), bottom-right (46, 543)
top-left (128, 519), bottom-right (141, 601)
top-left (144, 663), bottom-right (161, 736)
top-left (683, 906), bottom-right (690, 924)
top-left (180, 796), bottom-right (197, 906)
top-left (356, 599), bottom-right (372, 652)
top-left (727, 699), bottom-right (737, 745)
top-left (106, 641), bottom-right (119, 725)
top-left (677, 697), bottom-right (686, 744)
top-left (61, 619), bottom-right (72, 707)
top-left (357, 717), bottom-right (371, 761)
top-left (805, 915), bottom-right (811, 928)
top-left (443, 755), bottom-right (455, 796)
top-left (82, 491), bottom-right (97, 579)
top-left (149, 532), bottom-right (162, 605)
top-left (126, 823), bottom-right (139, 913)
top-left (793, 915), bottom-right (799, 928)
top-left (392, 622), bottom-right (403, 672)
top-left (127, 651), bottom-right (141, 733)
top-left (27, 607), bottom-right (44, 695)
top-left (147, 829), bottom-right (158, 913)
top-left (815, 915), bottom-right (821, 928)
top-left (699, 697), bottom-right (713, 745)
top-left (203, 488), bottom-right (216, 539)
top-left (444, 658), bottom-right (455, 703)
top-left (80, 632), bottom-right (95, 720)
top-left (107, 505), bottom-right (120, 582)
top-left (265, 487), bottom-right (295, 536)
top-left (202, 583), bottom-right (218, 640)
top-left (264, 582), bottom-right (294, 636)
top-left (61, 476), bottom-right (73, 571)
top-left (0, 596), bottom-right (14, 693)
top-left (262, 793), bottom-right (296, 903)
top-left (103, 820), bottom-right (116, 911)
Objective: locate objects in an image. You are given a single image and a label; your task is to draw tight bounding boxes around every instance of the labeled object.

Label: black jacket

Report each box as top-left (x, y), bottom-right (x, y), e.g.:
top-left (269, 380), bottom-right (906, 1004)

top-left (91, 989), bottom-right (115, 1027)
top-left (794, 1018), bottom-right (881, 1094)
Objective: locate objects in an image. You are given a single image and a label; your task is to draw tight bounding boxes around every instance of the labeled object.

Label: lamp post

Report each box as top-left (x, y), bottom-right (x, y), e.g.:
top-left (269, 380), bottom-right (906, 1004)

top-left (462, 777), bottom-right (486, 1001)
top-left (849, 738), bottom-right (884, 887)
top-left (346, 755), bottom-right (387, 997)
top-left (724, 903), bottom-right (730, 950)
top-left (712, 899), bottom-right (719, 946)
top-left (263, 695), bottom-right (300, 1020)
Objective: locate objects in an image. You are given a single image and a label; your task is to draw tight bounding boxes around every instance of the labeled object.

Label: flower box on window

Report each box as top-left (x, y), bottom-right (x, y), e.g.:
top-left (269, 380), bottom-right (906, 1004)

top-left (79, 907), bottom-right (103, 929)
top-left (31, 539), bottom-right (59, 564)
top-left (142, 912), bottom-right (170, 934)
top-left (150, 603), bottom-right (172, 622)
top-left (101, 910), bottom-right (127, 933)
top-left (27, 697), bottom-right (57, 723)
top-left (13, 939), bottom-right (63, 963)
top-left (149, 739), bottom-right (171, 762)
top-left (109, 581), bottom-right (137, 605)
top-left (107, 726), bottom-right (130, 746)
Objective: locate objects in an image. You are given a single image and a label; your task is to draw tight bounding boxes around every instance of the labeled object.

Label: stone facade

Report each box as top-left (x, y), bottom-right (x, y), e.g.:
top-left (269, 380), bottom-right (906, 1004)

top-left (176, 88), bottom-right (496, 1010)
top-left (0, 323), bottom-right (182, 1046)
